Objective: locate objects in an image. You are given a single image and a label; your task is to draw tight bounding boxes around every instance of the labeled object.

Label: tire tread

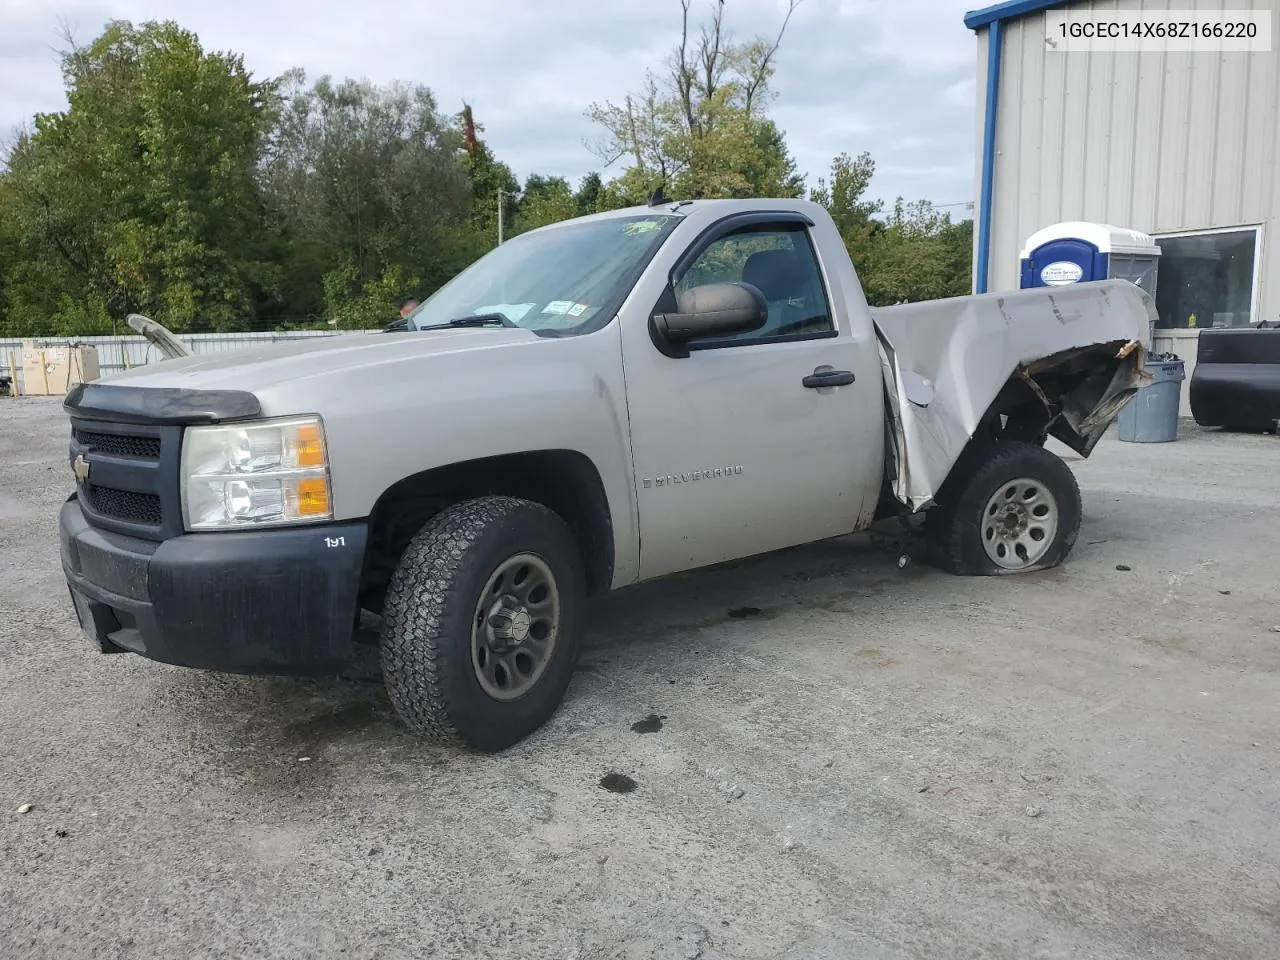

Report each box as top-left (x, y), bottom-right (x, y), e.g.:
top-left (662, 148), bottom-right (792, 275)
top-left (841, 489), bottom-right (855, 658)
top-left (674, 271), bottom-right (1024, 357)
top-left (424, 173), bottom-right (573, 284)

top-left (380, 495), bottom-right (561, 747)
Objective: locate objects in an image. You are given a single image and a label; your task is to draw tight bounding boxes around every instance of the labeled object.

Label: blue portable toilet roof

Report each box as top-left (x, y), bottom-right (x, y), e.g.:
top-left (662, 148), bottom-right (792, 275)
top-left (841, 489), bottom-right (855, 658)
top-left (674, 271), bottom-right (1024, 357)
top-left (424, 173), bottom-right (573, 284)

top-left (1020, 223), bottom-right (1162, 260)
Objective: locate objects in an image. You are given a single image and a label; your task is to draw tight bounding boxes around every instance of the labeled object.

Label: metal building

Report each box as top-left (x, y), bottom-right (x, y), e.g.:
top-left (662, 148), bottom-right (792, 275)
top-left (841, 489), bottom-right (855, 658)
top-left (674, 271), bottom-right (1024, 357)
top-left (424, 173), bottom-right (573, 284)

top-left (964, 0), bottom-right (1277, 412)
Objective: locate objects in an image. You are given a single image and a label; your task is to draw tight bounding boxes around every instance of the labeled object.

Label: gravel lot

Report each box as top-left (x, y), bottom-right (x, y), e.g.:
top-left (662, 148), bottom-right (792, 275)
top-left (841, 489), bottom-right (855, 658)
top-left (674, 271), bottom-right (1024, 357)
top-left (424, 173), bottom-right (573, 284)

top-left (2, 395), bottom-right (1278, 960)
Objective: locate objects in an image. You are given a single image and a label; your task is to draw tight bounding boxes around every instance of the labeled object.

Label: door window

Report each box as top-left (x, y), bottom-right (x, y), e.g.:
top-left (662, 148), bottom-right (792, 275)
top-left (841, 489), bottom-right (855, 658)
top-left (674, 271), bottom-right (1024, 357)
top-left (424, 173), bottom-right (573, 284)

top-left (674, 224), bottom-right (835, 346)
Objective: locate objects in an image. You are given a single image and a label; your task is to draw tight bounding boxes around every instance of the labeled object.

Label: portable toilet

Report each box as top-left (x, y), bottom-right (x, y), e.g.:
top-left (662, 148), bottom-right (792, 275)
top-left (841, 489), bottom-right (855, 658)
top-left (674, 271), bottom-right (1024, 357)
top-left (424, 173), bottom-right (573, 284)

top-left (1019, 221), bottom-right (1161, 297)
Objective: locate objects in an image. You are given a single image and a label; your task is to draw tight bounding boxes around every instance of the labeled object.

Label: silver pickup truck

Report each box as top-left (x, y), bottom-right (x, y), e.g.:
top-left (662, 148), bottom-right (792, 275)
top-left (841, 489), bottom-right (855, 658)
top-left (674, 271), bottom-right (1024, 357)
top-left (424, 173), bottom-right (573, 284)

top-left (58, 198), bottom-right (1153, 750)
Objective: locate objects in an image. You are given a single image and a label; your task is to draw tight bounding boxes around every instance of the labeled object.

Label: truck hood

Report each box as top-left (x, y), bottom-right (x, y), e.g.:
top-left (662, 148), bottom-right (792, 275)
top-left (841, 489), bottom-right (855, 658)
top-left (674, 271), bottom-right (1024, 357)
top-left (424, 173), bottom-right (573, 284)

top-left (101, 328), bottom-right (540, 394)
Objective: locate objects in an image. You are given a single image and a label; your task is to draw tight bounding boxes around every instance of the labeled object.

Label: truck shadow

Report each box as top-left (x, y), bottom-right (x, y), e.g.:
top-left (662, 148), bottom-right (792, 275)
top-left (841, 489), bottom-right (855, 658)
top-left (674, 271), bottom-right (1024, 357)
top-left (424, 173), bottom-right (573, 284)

top-left (580, 526), bottom-right (929, 660)
top-left (155, 525), bottom-right (930, 789)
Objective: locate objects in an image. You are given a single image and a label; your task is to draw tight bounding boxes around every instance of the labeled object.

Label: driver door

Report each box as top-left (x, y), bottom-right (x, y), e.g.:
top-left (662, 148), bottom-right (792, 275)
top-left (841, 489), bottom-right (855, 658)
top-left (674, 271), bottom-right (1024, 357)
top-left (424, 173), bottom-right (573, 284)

top-left (620, 214), bottom-right (873, 581)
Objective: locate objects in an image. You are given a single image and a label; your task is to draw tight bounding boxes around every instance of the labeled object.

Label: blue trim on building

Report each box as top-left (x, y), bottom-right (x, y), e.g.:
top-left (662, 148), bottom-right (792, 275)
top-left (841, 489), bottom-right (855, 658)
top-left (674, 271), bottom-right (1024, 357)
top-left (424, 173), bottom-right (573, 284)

top-left (966, 0), bottom-right (1076, 292)
top-left (963, 0), bottom-right (1070, 31)
top-left (974, 18), bottom-right (1002, 294)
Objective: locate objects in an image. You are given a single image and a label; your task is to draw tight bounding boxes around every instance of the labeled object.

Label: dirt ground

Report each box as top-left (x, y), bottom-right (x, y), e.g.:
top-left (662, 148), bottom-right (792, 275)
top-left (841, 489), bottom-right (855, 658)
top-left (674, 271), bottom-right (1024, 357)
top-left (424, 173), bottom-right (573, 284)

top-left (2, 395), bottom-right (1278, 960)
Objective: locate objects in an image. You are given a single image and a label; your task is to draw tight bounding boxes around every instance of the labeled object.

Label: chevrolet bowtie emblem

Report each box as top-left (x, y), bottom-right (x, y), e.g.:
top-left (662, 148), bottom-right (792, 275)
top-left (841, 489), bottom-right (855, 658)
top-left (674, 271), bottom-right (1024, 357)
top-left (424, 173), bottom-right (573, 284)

top-left (72, 454), bottom-right (91, 485)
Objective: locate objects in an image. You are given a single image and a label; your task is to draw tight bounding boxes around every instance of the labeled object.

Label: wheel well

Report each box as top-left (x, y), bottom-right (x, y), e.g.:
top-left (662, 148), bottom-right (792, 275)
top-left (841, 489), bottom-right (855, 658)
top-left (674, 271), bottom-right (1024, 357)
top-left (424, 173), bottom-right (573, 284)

top-left (875, 341), bottom-right (1137, 521)
top-left (926, 342), bottom-right (1137, 512)
top-left (976, 343), bottom-right (1136, 450)
top-left (979, 376), bottom-right (1053, 445)
top-left (359, 451), bottom-right (615, 613)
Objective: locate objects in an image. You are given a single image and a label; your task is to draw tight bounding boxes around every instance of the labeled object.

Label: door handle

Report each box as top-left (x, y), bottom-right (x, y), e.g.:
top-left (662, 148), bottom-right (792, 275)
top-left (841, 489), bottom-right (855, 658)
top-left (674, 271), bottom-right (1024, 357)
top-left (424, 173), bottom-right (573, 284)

top-left (802, 368), bottom-right (856, 389)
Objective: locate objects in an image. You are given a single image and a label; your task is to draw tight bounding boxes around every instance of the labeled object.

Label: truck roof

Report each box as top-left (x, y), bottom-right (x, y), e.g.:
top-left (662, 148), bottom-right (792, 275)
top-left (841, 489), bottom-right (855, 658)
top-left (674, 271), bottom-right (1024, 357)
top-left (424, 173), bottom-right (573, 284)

top-left (546, 197), bottom-right (828, 231)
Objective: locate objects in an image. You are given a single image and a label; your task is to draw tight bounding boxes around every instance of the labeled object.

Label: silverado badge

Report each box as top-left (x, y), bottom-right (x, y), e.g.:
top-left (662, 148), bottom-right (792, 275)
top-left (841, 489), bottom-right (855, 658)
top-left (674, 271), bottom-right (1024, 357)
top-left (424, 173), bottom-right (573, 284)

top-left (72, 454), bottom-right (91, 485)
top-left (641, 465), bottom-right (743, 488)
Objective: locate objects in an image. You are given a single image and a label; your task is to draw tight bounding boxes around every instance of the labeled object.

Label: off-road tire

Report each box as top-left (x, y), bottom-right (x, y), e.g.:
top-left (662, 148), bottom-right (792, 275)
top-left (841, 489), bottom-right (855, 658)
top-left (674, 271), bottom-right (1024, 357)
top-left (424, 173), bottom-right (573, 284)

top-left (925, 440), bottom-right (1082, 576)
top-left (379, 496), bottom-right (585, 751)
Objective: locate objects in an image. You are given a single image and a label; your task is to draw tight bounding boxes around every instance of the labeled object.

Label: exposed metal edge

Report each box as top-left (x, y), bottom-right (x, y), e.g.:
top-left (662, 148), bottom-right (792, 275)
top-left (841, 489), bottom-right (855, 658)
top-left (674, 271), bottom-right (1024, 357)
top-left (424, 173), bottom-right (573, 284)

top-left (125, 314), bottom-right (192, 359)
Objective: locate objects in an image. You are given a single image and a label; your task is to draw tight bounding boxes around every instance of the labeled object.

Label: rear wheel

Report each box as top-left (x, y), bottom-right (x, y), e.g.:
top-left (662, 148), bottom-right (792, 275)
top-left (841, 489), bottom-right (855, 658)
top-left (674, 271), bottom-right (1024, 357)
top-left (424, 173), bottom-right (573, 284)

top-left (379, 496), bottom-right (584, 751)
top-left (926, 441), bottom-right (1082, 576)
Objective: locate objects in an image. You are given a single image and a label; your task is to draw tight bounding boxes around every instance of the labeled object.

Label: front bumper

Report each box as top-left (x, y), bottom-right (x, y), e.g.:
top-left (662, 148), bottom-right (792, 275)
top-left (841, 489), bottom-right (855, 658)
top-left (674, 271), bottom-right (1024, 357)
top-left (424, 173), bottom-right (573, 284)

top-left (59, 497), bottom-right (369, 675)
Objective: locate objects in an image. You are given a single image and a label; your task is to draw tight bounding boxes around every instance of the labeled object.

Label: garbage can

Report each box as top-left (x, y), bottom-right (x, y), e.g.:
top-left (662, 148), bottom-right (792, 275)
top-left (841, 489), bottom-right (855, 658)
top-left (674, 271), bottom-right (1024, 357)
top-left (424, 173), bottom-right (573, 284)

top-left (1117, 356), bottom-right (1185, 442)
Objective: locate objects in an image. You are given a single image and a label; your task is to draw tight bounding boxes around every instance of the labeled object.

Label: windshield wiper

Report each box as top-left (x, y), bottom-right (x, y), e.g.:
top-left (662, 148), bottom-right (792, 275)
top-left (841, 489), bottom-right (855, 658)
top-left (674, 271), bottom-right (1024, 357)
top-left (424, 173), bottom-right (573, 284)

top-left (414, 313), bottom-right (517, 331)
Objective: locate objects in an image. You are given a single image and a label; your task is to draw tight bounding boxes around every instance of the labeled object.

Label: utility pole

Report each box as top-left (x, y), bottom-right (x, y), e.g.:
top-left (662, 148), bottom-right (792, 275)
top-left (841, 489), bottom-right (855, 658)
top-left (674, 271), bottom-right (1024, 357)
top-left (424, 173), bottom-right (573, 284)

top-left (497, 187), bottom-right (519, 245)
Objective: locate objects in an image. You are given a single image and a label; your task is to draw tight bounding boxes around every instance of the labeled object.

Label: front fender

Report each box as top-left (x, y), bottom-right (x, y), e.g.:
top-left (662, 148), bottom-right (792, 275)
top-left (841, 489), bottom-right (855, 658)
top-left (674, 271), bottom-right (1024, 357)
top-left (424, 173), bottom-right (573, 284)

top-left (252, 326), bottom-right (641, 585)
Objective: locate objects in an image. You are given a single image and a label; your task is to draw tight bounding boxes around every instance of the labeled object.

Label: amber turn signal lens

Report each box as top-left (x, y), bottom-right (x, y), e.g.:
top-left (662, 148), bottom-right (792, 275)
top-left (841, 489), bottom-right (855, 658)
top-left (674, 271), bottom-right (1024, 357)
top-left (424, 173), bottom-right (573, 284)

top-left (296, 477), bottom-right (331, 516)
top-left (295, 422), bottom-right (326, 468)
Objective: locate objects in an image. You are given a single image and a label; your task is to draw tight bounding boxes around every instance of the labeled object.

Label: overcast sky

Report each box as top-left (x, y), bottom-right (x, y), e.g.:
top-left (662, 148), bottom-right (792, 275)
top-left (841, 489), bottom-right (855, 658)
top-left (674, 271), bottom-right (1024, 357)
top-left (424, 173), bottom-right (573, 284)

top-left (1, 0), bottom-right (981, 212)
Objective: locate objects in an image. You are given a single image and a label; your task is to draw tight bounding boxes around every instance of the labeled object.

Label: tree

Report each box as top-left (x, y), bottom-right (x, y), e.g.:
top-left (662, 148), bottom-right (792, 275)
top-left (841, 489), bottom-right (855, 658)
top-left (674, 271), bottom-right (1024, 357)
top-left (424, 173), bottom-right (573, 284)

top-left (860, 199), bottom-right (973, 305)
top-left (809, 152), bottom-right (973, 305)
top-left (261, 73), bottom-right (473, 325)
top-left (809, 151), bottom-right (882, 273)
top-left (0, 12), bottom-right (976, 336)
top-left (586, 0), bottom-right (806, 201)
top-left (459, 103), bottom-right (520, 244)
top-left (516, 174), bottom-right (577, 232)
top-left (574, 172), bottom-right (603, 216)
top-left (1, 20), bottom-right (280, 333)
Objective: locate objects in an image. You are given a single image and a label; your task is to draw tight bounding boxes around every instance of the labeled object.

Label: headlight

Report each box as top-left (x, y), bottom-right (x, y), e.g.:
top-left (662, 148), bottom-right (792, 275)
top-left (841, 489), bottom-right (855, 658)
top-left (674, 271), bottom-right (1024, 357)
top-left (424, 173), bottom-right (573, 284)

top-left (181, 415), bottom-right (333, 531)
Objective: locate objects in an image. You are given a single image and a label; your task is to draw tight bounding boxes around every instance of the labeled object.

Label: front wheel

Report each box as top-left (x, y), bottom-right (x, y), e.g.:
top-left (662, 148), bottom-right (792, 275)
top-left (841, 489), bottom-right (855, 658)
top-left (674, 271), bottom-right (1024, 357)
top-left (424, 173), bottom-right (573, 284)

top-left (925, 441), bottom-right (1082, 576)
top-left (379, 496), bottom-right (585, 751)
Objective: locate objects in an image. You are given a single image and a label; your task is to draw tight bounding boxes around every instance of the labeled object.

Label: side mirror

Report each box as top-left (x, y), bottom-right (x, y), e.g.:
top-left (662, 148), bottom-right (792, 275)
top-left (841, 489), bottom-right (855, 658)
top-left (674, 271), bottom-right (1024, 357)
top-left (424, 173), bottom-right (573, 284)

top-left (652, 282), bottom-right (768, 346)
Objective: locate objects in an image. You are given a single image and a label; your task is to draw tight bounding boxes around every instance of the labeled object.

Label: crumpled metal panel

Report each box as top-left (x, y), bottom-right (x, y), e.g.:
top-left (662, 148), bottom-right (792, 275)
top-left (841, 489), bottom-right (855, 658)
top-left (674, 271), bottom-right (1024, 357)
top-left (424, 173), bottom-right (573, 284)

top-left (873, 279), bottom-right (1154, 511)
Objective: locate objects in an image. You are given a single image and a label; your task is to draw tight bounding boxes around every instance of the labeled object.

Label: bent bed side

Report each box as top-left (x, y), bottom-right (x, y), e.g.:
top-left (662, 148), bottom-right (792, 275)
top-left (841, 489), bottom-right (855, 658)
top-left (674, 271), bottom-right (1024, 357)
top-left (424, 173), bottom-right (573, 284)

top-left (872, 279), bottom-right (1153, 511)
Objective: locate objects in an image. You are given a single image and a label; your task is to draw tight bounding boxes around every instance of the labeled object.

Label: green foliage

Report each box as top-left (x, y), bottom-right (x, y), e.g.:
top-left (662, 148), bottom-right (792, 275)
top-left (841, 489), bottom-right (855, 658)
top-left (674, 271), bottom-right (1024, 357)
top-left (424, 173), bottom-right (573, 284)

top-left (586, 0), bottom-right (806, 201)
top-left (50, 293), bottom-right (117, 336)
top-left (459, 106), bottom-right (520, 241)
top-left (809, 151), bottom-right (883, 272)
top-left (0, 14), bottom-right (974, 337)
top-left (262, 73), bottom-right (473, 322)
top-left (574, 173), bottom-right (603, 216)
top-left (322, 259), bottom-right (417, 329)
top-left (515, 175), bottom-right (577, 233)
top-left (810, 152), bottom-right (880, 237)
top-left (860, 200), bottom-right (973, 305)
top-left (809, 156), bottom-right (971, 306)
top-left (0, 20), bottom-right (280, 333)
top-left (595, 168), bottom-right (659, 211)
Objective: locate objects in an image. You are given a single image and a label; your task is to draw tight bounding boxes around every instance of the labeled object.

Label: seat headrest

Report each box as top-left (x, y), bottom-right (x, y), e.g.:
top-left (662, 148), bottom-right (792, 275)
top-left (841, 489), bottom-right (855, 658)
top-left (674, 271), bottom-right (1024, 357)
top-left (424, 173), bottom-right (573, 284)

top-left (742, 249), bottom-right (802, 301)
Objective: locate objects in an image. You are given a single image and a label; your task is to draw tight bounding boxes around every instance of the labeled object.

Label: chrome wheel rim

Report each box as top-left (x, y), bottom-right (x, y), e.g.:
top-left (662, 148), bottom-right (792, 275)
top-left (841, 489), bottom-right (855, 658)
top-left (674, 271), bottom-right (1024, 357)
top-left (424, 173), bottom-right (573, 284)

top-left (471, 553), bottom-right (560, 702)
top-left (981, 477), bottom-right (1059, 570)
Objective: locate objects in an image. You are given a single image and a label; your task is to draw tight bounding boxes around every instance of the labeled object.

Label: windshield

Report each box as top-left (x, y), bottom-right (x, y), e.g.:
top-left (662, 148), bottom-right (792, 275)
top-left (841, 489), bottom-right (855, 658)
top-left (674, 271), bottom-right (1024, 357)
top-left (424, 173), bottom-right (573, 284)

top-left (407, 214), bottom-right (682, 336)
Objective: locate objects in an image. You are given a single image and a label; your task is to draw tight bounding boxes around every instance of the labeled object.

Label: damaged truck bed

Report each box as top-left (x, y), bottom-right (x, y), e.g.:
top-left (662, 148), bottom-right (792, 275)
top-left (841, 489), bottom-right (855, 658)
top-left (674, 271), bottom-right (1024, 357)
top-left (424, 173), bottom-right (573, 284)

top-left (874, 279), bottom-right (1150, 511)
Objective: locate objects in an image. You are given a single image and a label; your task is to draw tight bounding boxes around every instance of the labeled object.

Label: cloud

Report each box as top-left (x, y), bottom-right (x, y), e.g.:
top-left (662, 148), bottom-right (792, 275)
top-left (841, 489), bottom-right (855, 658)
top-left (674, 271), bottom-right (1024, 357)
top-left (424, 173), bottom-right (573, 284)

top-left (0, 0), bottom-right (980, 207)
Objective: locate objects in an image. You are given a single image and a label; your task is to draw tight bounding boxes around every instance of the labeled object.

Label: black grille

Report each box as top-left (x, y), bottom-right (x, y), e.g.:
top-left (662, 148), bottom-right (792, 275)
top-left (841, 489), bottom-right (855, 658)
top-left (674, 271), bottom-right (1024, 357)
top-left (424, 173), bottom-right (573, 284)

top-left (69, 416), bottom-right (181, 541)
top-left (85, 485), bottom-right (162, 525)
top-left (75, 429), bottom-right (161, 460)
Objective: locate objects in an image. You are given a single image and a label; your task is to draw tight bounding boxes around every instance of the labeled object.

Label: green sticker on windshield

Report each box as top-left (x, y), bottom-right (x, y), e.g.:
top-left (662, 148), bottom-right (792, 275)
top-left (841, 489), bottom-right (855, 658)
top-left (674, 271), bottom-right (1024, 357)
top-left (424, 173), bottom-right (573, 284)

top-left (624, 220), bottom-right (665, 236)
